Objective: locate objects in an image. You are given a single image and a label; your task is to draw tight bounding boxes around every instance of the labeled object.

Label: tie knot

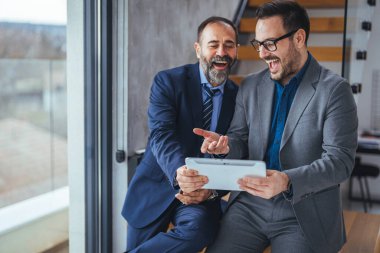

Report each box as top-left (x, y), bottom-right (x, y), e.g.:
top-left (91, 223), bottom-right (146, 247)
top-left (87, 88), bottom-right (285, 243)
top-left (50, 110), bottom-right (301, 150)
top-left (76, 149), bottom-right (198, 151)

top-left (203, 85), bottom-right (220, 98)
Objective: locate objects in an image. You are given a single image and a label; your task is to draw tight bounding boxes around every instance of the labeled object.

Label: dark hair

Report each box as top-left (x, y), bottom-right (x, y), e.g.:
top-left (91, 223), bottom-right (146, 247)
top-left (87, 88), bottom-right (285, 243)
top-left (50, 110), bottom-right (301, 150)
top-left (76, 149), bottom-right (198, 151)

top-left (197, 16), bottom-right (238, 43)
top-left (255, 0), bottom-right (310, 44)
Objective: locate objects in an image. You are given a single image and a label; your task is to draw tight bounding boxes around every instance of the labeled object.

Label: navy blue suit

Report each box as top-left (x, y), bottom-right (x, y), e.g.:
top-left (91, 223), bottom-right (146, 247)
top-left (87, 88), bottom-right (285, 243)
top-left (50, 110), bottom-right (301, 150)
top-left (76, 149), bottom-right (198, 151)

top-left (122, 63), bottom-right (238, 252)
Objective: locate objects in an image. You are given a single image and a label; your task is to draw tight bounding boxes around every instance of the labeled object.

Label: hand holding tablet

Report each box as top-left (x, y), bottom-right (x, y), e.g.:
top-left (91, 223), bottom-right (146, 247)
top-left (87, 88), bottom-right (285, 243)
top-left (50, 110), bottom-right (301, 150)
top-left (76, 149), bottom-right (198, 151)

top-left (185, 158), bottom-right (266, 191)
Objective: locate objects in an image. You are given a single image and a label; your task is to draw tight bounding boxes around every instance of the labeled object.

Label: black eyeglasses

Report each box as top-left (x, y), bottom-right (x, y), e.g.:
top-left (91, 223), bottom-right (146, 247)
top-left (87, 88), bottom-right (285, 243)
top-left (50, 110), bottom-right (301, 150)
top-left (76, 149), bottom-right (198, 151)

top-left (250, 29), bottom-right (298, 52)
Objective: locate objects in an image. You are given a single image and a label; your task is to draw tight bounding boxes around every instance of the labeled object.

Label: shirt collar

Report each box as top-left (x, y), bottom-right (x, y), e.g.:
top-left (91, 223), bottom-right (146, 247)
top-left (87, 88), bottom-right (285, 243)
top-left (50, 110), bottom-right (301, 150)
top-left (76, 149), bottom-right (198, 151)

top-left (199, 65), bottom-right (225, 93)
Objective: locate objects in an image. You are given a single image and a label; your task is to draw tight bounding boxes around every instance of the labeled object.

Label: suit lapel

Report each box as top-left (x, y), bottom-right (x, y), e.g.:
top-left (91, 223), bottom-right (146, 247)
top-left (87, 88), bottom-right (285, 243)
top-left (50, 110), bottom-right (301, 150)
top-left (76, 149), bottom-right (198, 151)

top-left (187, 63), bottom-right (203, 128)
top-left (280, 57), bottom-right (320, 150)
top-left (259, 72), bottom-right (275, 155)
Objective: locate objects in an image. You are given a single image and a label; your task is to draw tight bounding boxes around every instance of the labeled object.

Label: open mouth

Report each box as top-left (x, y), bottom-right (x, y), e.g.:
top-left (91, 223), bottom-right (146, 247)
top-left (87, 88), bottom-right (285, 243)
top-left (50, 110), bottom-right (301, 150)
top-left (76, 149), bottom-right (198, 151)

top-left (266, 58), bottom-right (280, 73)
top-left (212, 60), bottom-right (228, 71)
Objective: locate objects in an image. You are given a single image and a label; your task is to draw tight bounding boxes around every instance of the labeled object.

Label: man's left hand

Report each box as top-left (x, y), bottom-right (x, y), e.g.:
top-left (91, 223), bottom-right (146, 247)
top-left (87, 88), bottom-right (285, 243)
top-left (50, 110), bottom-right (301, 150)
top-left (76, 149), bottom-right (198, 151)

top-left (176, 165), bottom-right (208, 193)
top-left (175, 189), bottom-right (212, 205)
top-left (238, 170), bottom-right (289, 199)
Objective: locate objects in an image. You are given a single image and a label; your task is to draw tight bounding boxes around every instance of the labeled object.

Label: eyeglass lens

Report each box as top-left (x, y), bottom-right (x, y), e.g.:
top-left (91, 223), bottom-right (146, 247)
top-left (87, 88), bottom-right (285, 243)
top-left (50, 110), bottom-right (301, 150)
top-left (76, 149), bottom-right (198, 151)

top-left (253, 41), bottom-right (276, 52)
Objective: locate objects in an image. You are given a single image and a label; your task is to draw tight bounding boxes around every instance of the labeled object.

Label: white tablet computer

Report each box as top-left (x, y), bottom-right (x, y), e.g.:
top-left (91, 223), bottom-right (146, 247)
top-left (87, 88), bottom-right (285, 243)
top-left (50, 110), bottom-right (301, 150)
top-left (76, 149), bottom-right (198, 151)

top-left (185, 157), bottom-right (266, 191)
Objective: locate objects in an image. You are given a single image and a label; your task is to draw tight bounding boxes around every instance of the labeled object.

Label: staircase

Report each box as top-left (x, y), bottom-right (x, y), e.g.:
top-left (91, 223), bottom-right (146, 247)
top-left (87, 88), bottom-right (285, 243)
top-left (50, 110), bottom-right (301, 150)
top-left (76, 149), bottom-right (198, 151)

top-left (230, 0), bottom-right (346, 85)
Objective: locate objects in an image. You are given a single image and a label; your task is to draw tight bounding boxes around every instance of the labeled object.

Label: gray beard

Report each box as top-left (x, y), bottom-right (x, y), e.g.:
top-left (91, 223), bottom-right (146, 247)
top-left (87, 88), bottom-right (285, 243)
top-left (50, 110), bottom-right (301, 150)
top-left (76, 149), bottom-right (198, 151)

top-left (207, 66), bottom-right (229, 85)
top-left (200, 60), bottom-right (229, 85)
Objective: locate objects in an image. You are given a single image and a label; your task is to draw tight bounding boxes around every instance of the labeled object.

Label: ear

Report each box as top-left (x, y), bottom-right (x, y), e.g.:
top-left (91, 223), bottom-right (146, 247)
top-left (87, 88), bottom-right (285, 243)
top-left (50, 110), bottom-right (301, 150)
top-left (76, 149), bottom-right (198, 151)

top-left (294, 29), bottom-right (306, 49)
top-left (194, 42), bottom-right (201, 59)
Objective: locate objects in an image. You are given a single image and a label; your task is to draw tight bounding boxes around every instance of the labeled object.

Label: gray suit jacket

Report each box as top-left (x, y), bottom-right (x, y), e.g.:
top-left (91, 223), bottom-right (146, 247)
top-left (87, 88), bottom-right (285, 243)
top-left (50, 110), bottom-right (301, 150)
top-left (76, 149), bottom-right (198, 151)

top-left (226, 56), bottom-right (358, 253)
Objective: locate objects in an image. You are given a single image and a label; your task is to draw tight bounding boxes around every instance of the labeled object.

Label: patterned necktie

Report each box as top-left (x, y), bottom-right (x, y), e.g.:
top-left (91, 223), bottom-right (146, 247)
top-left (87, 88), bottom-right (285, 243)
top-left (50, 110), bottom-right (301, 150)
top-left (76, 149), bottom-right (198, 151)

top-left (202, 85), bottom-right (219, 130)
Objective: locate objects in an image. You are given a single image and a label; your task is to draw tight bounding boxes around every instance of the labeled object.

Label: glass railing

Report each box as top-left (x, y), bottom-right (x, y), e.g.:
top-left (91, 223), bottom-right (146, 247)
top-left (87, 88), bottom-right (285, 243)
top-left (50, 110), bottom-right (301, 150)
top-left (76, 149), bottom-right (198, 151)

top-left (0, 59), bottom-right (67, 208)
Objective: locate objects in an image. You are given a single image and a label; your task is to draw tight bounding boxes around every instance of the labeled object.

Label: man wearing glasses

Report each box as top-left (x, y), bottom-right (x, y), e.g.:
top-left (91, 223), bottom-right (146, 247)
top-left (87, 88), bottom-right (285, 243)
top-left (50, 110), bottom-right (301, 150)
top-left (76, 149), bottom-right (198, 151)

top-left (180, 1), bottom-right (358, 252)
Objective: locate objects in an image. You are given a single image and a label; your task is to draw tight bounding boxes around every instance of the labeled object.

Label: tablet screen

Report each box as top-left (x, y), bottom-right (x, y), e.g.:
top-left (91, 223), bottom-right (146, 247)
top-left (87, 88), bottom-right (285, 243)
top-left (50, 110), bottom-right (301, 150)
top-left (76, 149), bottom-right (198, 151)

top-left (185, 157), bottom-right (266, 191)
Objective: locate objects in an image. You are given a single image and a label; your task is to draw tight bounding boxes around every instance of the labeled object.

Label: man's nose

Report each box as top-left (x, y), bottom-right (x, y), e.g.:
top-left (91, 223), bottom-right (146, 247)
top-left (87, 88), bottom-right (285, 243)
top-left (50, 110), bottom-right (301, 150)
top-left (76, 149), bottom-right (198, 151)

top-left (216, 45), bottom-right (227, 56)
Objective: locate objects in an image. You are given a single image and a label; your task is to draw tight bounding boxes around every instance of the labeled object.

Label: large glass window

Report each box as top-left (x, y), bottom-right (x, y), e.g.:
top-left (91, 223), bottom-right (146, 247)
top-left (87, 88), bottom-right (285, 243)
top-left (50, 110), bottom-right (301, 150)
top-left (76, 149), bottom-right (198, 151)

top-left (0, 1), bottom-right (68, 252)
top-left (0, 0), bottom-right (67, 207)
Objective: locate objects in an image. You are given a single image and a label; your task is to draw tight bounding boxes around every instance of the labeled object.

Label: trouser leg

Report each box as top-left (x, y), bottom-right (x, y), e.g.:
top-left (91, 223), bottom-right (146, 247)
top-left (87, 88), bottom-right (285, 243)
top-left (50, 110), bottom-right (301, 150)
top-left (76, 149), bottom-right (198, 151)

top-left (128, 200), bottom-right (221, 253)
top-left (268, 196), bottom-right (314, 253)
top-left (208, 193), bottom-right (314, 253)
top-left (207, 193), bottom-right (269, 253)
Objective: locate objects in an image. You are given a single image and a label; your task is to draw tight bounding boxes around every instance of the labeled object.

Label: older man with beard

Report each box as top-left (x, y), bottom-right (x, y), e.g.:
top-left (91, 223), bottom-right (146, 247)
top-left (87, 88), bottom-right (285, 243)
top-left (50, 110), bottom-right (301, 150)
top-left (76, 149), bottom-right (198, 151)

top-left (179, 1), bottom-right (358, 253)
top-left (121, 16), bottom-right (239, 253)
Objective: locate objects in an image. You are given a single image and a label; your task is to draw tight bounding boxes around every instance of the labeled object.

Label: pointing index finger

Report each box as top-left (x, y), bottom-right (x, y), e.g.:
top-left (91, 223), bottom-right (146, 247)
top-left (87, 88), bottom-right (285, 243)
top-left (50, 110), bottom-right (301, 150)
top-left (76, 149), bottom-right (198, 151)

top-left (193, 128), bottom-right (209, 138)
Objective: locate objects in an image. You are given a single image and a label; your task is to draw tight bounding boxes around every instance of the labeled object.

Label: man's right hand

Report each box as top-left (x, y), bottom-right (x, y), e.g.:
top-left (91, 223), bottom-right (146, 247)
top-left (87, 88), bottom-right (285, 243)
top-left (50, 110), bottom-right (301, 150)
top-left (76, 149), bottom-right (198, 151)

top-left (193, 128), bottom-right (230, 154)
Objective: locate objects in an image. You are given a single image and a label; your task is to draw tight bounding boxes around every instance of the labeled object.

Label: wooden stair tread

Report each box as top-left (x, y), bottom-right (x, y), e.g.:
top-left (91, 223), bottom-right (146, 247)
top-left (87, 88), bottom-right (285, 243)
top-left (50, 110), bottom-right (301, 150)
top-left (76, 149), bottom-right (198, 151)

top-left (237, 46), bottom-right (342, 62)
top-left (248, 0), bottom-right (345, 9)
top-left (240, 17), bottom-right (344, 33)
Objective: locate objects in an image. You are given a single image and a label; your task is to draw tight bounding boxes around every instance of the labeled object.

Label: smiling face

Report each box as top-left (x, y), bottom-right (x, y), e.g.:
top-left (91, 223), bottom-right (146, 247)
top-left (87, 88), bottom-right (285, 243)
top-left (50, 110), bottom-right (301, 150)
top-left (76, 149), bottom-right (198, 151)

top-left (194, 22), bottom-right (238, 87)
top-left (256, 16), bottom-right (307, 85)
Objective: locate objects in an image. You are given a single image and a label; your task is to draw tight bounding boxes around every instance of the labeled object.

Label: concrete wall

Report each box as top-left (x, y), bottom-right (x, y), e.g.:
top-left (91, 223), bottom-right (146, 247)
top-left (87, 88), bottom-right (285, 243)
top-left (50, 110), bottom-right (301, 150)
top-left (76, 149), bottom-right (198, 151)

top-left (127, 0), bottom-right (240, 155)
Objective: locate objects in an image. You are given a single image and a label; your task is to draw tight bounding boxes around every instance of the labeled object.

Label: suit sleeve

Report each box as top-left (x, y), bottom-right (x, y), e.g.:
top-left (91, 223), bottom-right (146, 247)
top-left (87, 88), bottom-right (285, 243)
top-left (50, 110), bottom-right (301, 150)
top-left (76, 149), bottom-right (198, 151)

top-left (148, 72), bottom-right (185, 188)
top-left (284, 80), bottom-right (358, 204)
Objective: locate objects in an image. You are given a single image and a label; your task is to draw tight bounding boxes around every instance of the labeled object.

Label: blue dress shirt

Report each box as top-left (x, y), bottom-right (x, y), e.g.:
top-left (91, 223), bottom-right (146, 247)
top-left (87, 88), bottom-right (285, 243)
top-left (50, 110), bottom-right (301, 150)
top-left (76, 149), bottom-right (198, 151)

top-left (199, 66), bottom-right (225, 132)
top-left (265, 53), bottom-right (311, 171)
